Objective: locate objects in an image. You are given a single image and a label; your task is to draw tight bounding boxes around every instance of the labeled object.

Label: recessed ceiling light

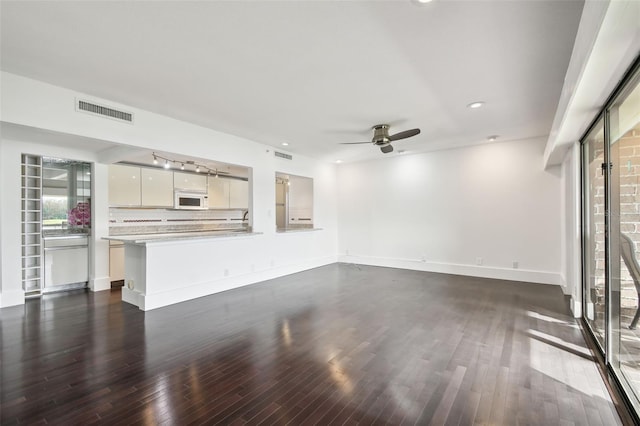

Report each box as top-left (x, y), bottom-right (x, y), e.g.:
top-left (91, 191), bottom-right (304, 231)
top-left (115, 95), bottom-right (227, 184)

top-left (487, 135), bottom-right (499, 141)
top-left (282, 142), bottom-right (289, 146)
top-left (397, 150), bottom-right (406, 154)
top-left (467, 101), bottom-right (485, 109)
top-left (336, 160), bottom-right (343, 164)
top-left (416, 0), bottom-right (433, 3)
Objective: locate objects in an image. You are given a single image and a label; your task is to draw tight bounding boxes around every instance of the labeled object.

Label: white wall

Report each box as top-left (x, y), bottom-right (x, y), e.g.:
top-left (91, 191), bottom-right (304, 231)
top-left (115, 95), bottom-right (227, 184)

top-left (337, 137), bottom-right (563, 285)
top-left (0, 71), bottom-right (569, 310)
top-left (560, 143), bottom-right (582, 316)
top-left (0, 72), bottom-right (339, 308)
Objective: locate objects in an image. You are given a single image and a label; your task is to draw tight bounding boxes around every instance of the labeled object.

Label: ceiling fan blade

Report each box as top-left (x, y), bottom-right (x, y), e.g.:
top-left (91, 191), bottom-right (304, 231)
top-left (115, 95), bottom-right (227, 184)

top-left (388, 128), bottom-right (420, 141)
top-left (339, 141), bottom-right (372, 145)
top-left (380, 144), bottom-right (394, 154)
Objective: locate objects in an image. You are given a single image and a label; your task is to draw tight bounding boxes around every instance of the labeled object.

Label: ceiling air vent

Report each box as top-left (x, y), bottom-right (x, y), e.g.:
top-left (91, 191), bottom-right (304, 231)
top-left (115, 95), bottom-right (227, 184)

top-left (76, 99), bottom-right (133, 123)
top-left (275, 151), bottom-right (292, 160)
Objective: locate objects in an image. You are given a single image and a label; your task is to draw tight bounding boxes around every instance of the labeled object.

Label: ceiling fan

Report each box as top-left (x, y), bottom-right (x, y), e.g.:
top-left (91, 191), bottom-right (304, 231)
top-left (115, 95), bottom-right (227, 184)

top-left (340, 124), bottom-right (421, 153)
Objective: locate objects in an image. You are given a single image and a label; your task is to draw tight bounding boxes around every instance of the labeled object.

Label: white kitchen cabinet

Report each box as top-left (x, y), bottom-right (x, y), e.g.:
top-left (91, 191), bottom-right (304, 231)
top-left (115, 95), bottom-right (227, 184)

top-left (141, 168), bottom-right (174, 207)
top-left (207, 177), bottom-right (249, 209)
top-left (44, 237), bottom-right (89, 288)
top-left (109, 164), bottom-right (141, 206)
top-left (229, 179), bottom-right (249, 209)
top-left (207, 177), bottom-right (230, 208)
top-left (109, 243), bottom-right (125, 282)
top-left (174, 171), bottom-right (207, 192)
top-left (288, 175), bottom-right (313, 223)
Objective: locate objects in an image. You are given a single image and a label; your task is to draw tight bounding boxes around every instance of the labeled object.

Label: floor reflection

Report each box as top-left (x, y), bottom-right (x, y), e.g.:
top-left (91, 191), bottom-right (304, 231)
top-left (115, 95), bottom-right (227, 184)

top-left (0, 264), bottom-right (623, 424)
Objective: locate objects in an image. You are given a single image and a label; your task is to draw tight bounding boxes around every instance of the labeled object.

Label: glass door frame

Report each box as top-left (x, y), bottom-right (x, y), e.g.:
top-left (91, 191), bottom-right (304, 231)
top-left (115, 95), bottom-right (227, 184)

top-left (580, 55), bottom-right (640, 422)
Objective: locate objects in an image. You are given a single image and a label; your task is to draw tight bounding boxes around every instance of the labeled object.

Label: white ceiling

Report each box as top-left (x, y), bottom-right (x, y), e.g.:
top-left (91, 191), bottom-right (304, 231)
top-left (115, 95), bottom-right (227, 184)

top-left (0, 0), bottom-right (584, 163)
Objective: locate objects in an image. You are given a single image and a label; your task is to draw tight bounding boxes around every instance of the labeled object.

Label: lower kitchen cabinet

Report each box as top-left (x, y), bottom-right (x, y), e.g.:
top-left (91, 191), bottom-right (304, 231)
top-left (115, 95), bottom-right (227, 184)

top-left (43, 236), bottom-right (89, 289)
top-left (109, 242), bottom-right (125, 282)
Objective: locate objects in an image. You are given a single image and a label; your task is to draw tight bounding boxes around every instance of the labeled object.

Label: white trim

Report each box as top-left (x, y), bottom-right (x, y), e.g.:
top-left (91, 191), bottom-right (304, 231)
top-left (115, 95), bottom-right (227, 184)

top-left (570, 296), bottom-right (582, 318)
top-left (0, 289), bottom-right (26, 308)
top-left (90, 276), bottom-right (112, 292)
top-left (337, 255), bottom-right (562, 286)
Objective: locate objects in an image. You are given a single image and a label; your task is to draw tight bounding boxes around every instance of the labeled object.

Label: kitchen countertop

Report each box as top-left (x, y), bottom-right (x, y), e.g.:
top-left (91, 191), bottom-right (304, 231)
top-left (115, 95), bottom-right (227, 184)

top-left (103, 229), bottom-right (261, 244)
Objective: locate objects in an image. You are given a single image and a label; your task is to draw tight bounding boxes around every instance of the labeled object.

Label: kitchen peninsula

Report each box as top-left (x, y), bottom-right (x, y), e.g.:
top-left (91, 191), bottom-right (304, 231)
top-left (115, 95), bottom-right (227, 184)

top-left (105, 229), bottom-right (261, 310)
top-left (106, 155), bottom-right (256, 310)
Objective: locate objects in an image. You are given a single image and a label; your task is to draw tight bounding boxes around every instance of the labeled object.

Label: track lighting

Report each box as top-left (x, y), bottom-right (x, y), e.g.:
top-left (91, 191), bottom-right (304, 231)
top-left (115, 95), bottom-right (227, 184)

top-left (150, 152), bottom-right (229, 176)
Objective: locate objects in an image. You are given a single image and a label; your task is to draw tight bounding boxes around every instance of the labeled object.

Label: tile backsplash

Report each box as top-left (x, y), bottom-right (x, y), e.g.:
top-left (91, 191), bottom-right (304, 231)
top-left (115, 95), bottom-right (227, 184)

top-left (109, 208), bottom-right (248, 235)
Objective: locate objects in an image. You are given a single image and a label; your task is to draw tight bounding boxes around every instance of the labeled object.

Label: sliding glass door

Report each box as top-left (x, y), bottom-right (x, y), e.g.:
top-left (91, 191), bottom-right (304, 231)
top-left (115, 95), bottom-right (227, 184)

top-left (582, 59), bottom-right (640, 417)
top-left (583, 119), bottom-right (606, 349)
top-left (609, 70), bottom-right (640, 405)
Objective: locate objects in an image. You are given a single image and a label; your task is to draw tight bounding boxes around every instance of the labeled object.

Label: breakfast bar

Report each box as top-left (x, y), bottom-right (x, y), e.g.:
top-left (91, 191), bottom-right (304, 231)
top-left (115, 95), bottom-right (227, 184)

top-left (104, 230), bottom-right (262, 311)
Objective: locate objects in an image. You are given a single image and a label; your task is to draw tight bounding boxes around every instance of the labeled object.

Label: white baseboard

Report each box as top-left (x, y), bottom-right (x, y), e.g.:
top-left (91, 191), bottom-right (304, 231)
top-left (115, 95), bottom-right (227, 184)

top-left (0, 289), bottom-right (25, 308)
top-left (338, 255), bottom-right (563, 286)
top-left (126, 255), bottom-right (339, 311)
top-left (570, 296), bottom-right (582, 318)
top-left (90, 276), bottom-right (111, 292)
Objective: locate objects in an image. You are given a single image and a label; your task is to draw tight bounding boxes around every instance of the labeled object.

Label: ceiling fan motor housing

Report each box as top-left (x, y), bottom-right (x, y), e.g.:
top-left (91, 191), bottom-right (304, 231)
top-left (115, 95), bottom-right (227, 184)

top-left (372, 124), bottom-right (391, 145)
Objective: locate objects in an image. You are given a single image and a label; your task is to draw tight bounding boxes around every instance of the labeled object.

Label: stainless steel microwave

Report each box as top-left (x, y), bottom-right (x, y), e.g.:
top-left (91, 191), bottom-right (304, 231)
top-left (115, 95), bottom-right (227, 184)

top-left (174, 191), bottom-right (208, 210)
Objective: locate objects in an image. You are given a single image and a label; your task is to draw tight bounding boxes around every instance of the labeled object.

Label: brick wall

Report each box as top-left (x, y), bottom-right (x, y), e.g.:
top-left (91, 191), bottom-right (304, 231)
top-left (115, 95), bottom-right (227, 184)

top-left (591, 135), bottom-right (640, 322)
top-left (617, 136), bottom-right (640, 312)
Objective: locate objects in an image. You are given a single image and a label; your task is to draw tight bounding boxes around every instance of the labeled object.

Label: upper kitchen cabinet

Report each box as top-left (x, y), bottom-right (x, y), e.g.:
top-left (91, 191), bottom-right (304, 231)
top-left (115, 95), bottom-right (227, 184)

top-left (108, 164), bottom-right (141, 206)
top-left (174, 171), bottom-right (207, 192)
top-left (229, 179), bottom-right (249, 209)
top-left (207, 177), bottom-right (249, 209)
top-left (141, 168), bottom-right (173, 207)
top-left (207, 177), bottom-right (230, 208)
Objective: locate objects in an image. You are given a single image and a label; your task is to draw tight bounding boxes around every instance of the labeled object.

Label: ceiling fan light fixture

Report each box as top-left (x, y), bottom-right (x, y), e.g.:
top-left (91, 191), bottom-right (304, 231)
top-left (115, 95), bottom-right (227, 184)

top-left (282, 142), bottom-right (289, 146)
top-left (487, 135), bottom-right (499, 141)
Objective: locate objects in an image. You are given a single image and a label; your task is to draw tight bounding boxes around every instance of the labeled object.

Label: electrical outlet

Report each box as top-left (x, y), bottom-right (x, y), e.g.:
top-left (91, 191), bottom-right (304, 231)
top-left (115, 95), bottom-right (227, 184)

top-left (512, 261), bottom-right (519, 269)
top-left (224, 269), bottom-right (229, 277)
top-left (127, 280), bottom-right (134, 290)
top-left (421, 255), bottom-right (426, 262)
top-left (476, 257), bottom-right (483, 266)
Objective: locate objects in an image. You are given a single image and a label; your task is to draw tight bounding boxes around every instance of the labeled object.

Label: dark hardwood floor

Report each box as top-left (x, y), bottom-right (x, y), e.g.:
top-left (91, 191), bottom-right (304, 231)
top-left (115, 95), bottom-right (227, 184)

top-left (1, 263), bottom-right (622, 425)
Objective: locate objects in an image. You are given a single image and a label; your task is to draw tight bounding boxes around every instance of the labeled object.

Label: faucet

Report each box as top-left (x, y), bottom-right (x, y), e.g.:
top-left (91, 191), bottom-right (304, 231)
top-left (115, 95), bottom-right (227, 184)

top-left (243, 210), bottom-right (249, 221)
